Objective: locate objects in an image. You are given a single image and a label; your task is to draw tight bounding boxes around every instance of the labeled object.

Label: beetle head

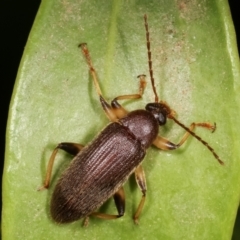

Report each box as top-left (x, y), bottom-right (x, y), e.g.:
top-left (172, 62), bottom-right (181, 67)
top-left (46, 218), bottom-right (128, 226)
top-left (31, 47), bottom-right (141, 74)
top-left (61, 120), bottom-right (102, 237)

top-left (145, 101), bottom-right (176, 126)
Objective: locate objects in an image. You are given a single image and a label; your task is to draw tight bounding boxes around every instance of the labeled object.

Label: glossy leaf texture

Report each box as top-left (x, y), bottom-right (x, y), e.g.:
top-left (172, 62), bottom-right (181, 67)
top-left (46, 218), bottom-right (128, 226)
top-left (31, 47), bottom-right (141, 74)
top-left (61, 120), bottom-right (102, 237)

top-left (2, 0), bottom-right (240, 239)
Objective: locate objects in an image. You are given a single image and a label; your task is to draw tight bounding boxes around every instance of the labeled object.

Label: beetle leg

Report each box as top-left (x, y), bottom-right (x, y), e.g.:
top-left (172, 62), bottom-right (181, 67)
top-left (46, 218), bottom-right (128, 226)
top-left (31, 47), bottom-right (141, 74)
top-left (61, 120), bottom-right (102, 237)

top-left (55, 142), bottom-right (85, 155)
top-left (80, 43), bottom-right (124, 122)
top-left (90, 186), bottom-right (125, 220)
top-left (111, 75), bottom-right (147, 119)
top-left (113, 186), bottom-right (125, 217)
top-left (82, 217), bottom-right (89, 227)
top-left (153, 121), bottom-right (223, 165)
top-left (153, 122), bottom-right (216, 150)
top-left (80, 44), bottom-right (147, 121)
top-left (133, 164), bottom-right (147, 224)
top-left (154, 122), bottom-right (216, 150)
top-left (39, 142), bottom-right (84, 190)
top-left (79, 43), bottom-right (103, 98)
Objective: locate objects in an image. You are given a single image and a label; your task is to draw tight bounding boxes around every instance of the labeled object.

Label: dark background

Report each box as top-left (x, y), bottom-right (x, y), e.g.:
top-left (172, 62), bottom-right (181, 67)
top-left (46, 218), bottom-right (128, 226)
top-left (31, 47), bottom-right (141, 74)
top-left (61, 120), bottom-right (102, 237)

top-left (0, 0), bottom-right (239, 233)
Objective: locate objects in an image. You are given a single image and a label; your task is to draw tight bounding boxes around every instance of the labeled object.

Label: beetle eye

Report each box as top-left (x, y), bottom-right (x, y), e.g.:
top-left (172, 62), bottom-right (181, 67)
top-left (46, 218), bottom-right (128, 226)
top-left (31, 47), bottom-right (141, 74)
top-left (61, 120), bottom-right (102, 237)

top-left (145, 103), bottom-right (168, 126)
top-left (158, 112), bottom-right (166, 125)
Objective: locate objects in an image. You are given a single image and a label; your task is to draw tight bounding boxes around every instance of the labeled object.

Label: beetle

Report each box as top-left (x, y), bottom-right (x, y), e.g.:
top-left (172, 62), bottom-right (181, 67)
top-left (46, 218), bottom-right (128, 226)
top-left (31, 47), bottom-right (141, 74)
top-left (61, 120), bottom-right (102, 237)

top-left (40, 15), bottom-right (223, 226)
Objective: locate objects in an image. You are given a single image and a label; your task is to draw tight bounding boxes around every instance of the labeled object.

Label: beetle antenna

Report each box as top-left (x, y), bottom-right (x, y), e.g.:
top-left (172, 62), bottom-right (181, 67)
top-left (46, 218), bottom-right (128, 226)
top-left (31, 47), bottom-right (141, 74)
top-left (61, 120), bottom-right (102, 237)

top-left (144, 14), bottom-right (159, 103)
top-left (169, 115), bottom-right (224, 165)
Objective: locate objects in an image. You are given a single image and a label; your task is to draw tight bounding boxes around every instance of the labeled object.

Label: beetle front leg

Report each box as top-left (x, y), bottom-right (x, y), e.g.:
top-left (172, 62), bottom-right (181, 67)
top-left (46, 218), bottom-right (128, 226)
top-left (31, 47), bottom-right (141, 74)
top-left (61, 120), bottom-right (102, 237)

top-left (133, 164), bottom-right (147, 224)
top-left (80, 43), bottom-right (147, 121)
top-left (110, 75), bottom-right (147, 119)
top-left (90, 186), bottom-right (125, 220)
top-left (101, 75), bottom-right (146, 120)
top-left (79, 43), bottom-right (117, 122)
top-left (39, 142), bottom-right (84, 190)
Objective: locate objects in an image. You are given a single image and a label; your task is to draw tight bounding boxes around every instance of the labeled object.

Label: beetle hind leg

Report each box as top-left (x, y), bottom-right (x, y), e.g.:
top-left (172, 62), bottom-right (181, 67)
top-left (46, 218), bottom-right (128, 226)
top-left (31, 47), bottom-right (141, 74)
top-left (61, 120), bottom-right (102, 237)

top-left (90, 187), bottom-right (125, 221)
top-left (133, 165), bottom-right (147, 224)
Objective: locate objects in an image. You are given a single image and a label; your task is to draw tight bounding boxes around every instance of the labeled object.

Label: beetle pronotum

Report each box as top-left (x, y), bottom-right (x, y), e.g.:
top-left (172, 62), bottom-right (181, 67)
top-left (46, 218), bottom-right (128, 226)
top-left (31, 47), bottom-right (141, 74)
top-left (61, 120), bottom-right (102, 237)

top-left (40, 15), bottom-right (223, 226)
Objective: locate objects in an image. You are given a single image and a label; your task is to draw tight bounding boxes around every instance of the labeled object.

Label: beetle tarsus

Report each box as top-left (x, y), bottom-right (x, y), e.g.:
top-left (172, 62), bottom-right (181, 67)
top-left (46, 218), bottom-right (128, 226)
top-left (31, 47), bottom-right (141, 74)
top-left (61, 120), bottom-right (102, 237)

top-left (82, 217), bottom-right (89, 227)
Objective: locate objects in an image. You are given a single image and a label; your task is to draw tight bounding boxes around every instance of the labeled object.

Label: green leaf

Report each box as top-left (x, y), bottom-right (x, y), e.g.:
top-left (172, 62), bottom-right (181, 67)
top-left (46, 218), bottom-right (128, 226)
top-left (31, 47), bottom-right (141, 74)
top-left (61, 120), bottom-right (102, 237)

top-left (3, 0), bottom-right (240, 239)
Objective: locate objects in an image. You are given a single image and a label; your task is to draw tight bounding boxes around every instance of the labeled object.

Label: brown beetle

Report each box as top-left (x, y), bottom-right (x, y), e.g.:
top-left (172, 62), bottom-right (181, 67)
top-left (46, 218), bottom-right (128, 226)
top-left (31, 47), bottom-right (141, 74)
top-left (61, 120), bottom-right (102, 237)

top-left (40, 15), bottom-right (223, 225)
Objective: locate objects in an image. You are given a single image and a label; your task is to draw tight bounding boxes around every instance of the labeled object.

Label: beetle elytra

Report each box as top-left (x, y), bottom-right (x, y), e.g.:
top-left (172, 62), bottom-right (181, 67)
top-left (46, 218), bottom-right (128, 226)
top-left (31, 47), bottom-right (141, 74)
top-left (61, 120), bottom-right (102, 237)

top-left (40, 14), bottom-right (223, 226)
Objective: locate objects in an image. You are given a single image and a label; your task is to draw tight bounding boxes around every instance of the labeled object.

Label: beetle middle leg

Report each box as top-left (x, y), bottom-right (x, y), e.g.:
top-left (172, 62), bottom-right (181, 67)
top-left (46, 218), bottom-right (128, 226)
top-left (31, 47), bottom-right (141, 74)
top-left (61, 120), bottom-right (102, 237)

top-left (153, 122), bottom-right (215, 150)
top-left (153, 121), bottom-right (223, 165)
top-left (39, 142), bottom-right (84, 190)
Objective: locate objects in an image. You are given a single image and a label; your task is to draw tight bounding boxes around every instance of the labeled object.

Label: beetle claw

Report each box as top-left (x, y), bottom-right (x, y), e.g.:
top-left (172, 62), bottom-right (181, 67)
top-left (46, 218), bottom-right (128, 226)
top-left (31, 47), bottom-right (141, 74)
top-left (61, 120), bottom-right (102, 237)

top-left (134, 217), bottom-right (139, 225)
top-left (37, 185), bottom-right (48, 191)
